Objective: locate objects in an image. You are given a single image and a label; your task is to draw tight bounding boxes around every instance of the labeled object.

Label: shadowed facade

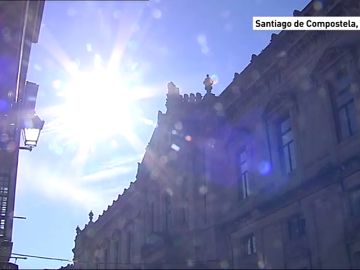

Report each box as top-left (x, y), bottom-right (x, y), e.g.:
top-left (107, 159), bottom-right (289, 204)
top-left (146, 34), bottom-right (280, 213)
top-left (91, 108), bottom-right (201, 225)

top-left (69, 0), bottom-right (360, 269)
top-left (0, 1), bottom-right (44, 269)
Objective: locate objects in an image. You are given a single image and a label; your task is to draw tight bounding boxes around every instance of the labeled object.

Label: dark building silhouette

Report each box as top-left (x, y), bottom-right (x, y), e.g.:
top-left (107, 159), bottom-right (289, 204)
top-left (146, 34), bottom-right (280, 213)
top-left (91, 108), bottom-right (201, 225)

top-left (71, 0), bottom-right (360, 268)
top-left (0, 1), bottom-right (44, 269)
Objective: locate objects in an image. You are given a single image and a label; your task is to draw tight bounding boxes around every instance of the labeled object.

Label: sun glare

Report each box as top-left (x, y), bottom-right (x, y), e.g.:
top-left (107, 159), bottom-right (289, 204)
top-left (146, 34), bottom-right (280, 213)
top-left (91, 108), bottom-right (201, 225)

top-left (46, 55), bottom-right (149, 161)
top-left (63, 67), bottom-right (134, 141)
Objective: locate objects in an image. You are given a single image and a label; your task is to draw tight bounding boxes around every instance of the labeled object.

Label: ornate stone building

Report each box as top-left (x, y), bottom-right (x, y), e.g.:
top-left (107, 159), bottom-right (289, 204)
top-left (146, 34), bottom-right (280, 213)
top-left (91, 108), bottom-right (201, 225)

top-left (70, 0), bottom-right (360, 268)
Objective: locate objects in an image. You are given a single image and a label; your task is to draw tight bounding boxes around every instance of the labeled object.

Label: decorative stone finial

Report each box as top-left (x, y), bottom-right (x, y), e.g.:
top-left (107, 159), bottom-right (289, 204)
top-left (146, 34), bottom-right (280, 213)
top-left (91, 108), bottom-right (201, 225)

top-left (157, 110), bottom-right (164, 125)
top-left (271, 33), bottom-right (278, 42)
top-left (293, 9), bottom-right (301, 16)
top-left (251, 54), bottom-right (257, 63)
top-left (89, 210), bottom-right (94, 223)
top-left (76, 226), bottom-right (81, 235)
top-left (136, 162), bottom-right (141, 179)
top-left (203, 74), bottom-right (214, 93)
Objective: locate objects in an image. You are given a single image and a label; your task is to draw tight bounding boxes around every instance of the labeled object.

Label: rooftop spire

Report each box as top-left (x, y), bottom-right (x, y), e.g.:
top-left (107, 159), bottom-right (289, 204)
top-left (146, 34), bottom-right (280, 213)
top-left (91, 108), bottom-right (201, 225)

top-left (88, 210), bottom-right (94, 223)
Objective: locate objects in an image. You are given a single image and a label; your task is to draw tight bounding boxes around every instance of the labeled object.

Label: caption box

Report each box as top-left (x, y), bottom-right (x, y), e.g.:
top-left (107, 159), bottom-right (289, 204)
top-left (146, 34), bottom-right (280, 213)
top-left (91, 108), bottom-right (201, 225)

top-left (253, 17), bottom-right (360, 31)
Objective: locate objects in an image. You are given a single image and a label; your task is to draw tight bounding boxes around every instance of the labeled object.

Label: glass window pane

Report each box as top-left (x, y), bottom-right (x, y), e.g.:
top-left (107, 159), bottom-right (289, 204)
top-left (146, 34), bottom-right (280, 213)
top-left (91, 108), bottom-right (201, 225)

top-left (348, 101), bottom-right (358, 135)
top-left (242, 172), bottom-right (249, 198)
top-left (240, 150), bottom-right (246, 163)
top-left (336, 88), bottom-right (352, 107)
top-left (337, 74), bottom-right (351, 90)
top-left (242, 176), bottom-right (247, 198)
top-left (252, 235), bottom-right (256, 253)
top-left (282, 130), bottom-right (293, 145)
top-left (338, 107), bottom-right (350, 139)
top-left (240, 161), bottom-right (248, 172)
top-left (281, 118), bottom-right (291, 134)
top-left (289, 142), bottom-right (296, 171)
top-left (283, 145), bottom-right (291, 173)
top-left (351, 189), bottom-right (360, 216)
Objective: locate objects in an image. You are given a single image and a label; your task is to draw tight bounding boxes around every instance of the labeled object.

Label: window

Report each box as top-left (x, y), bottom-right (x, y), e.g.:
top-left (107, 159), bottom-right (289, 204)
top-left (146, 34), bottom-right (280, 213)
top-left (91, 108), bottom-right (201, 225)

top-left (150, 202), bottom-right (155, 232)
top-left (288, 215), bottom-right (306, 240)
top-left (0, 176), bottom-right (9, 237)
top-left (244, 233), bottom-right (256, 255)
top-left (164, 194), bottom-right (171, 231)
top-left (350, 188), bottom-right (360, 216)
top-left (280, 116), bottom-right (296, 173)
top-left (104, 247), bottom-right (109, 269)
top-left (203, 194), bottom-right (207, 224)
top-left (0, 219), bottom-right (5, 237)
top-left (114, 239), bottom-right (121, 266)
top-left (333, 71), bottom-right (358, 140)
top-left (237, 148), bottom-right (250, 199)
top-left (181, 207), bottom-right (187, 225)
top-left (126, 232), bottom-right (132, 263)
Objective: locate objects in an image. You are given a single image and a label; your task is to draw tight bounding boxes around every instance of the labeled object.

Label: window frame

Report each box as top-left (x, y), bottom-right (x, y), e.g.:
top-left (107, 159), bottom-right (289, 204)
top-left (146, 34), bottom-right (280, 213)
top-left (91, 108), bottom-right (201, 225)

top-left (330, 70), bottom-right (358, 141)
top-left (350, 187), bottom-right (360, 217)
top-left (126, 231), bottom-right (132, 264)
top-left (243, 233), bottom-right (256, 256)
top-left (163, 193), bottom-right (172, 232)
top-left (279, 115), bottom-right (297, 174)
top-left (287, 214), bottom-right (306, 240)
top-left (237, 147), bottom-right (250, 199)
top-left (150, 202), bottom-right (155, 232)
top-left (114, 240), bottom-right (120, 266)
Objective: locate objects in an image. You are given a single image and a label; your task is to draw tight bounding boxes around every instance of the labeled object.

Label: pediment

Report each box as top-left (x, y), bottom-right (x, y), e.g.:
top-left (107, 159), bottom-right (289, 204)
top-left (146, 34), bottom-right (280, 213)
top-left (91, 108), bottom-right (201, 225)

top-left (312, 45), bottom-right (354, 76)
top-left (263, 92), bottom-right (297, 119)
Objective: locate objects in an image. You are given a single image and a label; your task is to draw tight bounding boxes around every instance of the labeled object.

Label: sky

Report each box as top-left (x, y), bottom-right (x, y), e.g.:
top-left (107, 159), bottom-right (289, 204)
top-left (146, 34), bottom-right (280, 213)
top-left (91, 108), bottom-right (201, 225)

top-left (12, 0), bottom-right (310, 268)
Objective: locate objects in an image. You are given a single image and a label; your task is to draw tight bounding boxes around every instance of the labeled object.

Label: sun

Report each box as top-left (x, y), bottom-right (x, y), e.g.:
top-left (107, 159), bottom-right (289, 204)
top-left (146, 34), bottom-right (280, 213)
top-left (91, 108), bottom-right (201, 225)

top-left (46, 55), bottom-right (149, 163)
top-left (62, 65), bottom-right (134, 142)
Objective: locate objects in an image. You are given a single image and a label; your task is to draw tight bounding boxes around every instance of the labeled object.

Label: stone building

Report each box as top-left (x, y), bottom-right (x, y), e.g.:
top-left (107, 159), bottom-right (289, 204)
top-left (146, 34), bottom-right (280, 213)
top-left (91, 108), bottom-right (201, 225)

top-left (70, 0), bottom-right (360, 268)
top-left (0, 1), bottom-right (44, 269)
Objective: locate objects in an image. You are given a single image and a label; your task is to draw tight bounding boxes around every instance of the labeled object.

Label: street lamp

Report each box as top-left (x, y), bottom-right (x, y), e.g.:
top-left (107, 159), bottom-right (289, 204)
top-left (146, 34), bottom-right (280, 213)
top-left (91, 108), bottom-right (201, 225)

top-left (18, 81), bottom-right (45, 151)
top-left (21, 114), bottom-right (44, 149)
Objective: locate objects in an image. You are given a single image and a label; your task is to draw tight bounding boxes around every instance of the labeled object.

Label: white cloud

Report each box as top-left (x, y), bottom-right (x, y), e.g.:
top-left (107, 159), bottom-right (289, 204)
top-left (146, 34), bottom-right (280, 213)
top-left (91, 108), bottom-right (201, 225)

top-left (52, 79), bottom-right (62, 90)
top-left (16, 153), bottom-right (140, 212)
top-left (17, 161), bottom-right (103, 212)
top-left (152, 8), bottom-right (162, 19)
top-left (80, 166), bottom-right (133, 183)
top-left (196, 34), bottom-right (210, 55)
top-left (86, 43), bottom-right (93, 52)
top-left (33, 63), bottom-right (42, 71)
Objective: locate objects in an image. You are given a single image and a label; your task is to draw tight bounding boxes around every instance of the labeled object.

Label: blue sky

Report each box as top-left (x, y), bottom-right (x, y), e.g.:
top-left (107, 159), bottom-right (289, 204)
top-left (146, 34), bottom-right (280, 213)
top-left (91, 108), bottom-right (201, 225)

top-left (12, 0), bottom-right (310, 268)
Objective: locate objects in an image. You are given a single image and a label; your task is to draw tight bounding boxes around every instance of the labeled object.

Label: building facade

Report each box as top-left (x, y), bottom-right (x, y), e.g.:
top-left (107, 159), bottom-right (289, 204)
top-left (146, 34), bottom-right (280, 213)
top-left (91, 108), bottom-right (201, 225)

top-left (71, 0), bottom-right (360, 268)
top-left (0, 1), bottom-right (44, 268)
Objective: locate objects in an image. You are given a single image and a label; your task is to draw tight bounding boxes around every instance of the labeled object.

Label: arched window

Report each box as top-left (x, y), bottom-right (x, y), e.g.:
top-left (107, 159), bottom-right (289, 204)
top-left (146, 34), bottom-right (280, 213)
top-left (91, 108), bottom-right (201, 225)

top-left (163, 193), bottom-right (172, 231)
